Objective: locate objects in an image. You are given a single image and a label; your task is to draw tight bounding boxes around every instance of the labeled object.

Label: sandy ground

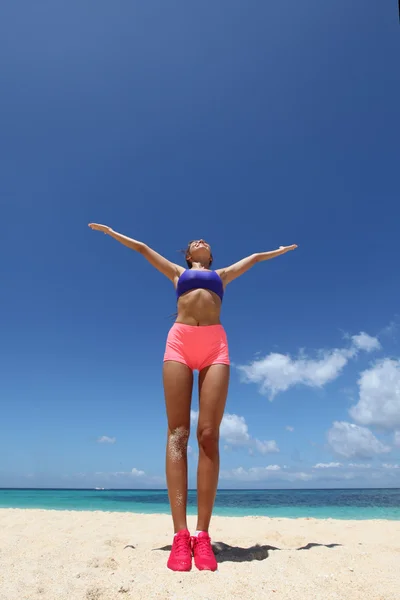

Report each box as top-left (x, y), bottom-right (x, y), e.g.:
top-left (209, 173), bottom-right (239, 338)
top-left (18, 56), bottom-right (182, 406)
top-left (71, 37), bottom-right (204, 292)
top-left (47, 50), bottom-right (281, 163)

top-left (0, 509), bottom-right (399, 600)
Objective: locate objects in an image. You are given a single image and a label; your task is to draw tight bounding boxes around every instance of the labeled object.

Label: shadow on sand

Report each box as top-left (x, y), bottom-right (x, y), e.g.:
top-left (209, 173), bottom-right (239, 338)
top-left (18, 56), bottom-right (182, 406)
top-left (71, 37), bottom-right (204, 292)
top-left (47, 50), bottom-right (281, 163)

top-left (151, 541), bottom-right (342, 563)
top-left (297, 542), bottom-right (342, 551)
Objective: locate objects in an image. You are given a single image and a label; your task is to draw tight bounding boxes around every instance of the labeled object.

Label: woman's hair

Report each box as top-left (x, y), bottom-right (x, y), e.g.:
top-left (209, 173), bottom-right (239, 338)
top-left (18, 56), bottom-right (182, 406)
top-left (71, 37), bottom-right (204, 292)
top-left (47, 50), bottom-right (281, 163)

top-left (184, 240), bottom-right (213, 268)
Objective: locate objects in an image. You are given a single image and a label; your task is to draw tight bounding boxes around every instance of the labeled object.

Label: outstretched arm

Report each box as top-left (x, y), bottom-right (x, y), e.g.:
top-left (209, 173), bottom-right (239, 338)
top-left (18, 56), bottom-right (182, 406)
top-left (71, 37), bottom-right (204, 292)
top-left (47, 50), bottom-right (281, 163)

top-left (217, 245), bottom-right (297, 285)
top-left (88, 223), bottom-right (184, 282)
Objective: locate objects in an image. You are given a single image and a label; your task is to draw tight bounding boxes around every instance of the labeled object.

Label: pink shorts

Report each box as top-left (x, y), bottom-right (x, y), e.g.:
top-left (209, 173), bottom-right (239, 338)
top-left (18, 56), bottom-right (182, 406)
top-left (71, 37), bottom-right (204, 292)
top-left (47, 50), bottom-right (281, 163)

top-left (163, 323), bottom-right (230, 371)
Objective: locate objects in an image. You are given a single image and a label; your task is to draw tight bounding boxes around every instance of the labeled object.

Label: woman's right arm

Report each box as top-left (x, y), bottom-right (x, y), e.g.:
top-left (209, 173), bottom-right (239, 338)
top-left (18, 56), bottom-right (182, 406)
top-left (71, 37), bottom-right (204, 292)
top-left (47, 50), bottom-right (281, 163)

top-left (88, 223), bottom-right (184, 282)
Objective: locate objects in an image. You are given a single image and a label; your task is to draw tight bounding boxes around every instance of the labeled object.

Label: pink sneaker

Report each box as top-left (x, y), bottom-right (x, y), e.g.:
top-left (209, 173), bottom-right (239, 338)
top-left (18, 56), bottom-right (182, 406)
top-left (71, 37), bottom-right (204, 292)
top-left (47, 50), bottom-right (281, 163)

top-left (191, 532), bottom-right (218, 571)
top-left (167, 529), bottom-right (192, 571)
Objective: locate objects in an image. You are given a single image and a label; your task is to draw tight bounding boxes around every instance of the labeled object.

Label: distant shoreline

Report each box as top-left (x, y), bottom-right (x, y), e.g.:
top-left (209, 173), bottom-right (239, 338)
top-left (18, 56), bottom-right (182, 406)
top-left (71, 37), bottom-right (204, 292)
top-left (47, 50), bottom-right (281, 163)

top-left (0, 507), bottom-right (398, 522)
top-left (2, 488), bottom-right (399, 520)
top-left (1, 486), bottom-right (399, 491)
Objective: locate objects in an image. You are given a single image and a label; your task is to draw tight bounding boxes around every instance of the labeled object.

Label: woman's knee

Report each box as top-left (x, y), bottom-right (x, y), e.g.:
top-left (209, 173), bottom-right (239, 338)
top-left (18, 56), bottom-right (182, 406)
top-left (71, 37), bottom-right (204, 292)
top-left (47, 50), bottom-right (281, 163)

top-left (197, 425), bottom-right (220, 454)
top-left (167, 426), bottom-right (190, 461)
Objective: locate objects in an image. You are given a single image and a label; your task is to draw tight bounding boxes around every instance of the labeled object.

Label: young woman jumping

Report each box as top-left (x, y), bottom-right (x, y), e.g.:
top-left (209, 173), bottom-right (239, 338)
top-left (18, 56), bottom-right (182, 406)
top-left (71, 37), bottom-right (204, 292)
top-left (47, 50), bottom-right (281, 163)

top-left (89, 223), bottom-right (297, 571)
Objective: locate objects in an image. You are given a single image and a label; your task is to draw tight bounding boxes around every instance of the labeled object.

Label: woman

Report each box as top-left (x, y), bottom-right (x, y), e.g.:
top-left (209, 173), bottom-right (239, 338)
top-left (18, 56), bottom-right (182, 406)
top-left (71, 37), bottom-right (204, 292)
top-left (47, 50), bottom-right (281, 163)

top-left (89, 223), bottom-right (297, 571)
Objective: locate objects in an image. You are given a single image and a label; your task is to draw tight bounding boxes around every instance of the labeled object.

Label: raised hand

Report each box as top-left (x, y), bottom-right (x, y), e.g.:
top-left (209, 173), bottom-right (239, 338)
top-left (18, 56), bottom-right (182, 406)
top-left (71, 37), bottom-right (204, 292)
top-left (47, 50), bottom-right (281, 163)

top-left (279, 244), bottom-right (298, 252)
top-left (88, 223), bottom-right (112, 234)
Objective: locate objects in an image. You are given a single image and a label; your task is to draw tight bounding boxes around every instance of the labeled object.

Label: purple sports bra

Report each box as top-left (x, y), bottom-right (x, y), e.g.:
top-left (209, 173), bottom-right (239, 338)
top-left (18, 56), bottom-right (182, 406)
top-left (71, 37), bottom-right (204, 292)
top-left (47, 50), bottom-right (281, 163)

top-left (176, 269), bottom-right (224, 302)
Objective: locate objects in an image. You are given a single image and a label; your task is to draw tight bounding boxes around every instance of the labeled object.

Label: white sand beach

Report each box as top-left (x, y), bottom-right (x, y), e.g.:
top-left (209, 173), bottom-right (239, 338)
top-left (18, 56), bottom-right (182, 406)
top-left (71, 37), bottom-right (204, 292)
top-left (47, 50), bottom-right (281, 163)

top-left (0, 509), bottom-right (399, 600)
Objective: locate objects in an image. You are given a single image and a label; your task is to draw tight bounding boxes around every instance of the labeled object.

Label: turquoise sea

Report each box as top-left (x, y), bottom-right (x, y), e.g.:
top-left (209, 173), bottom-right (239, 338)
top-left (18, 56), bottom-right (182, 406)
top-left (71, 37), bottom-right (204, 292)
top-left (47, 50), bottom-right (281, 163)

top-left (1, 488), bottom-right (400, 519)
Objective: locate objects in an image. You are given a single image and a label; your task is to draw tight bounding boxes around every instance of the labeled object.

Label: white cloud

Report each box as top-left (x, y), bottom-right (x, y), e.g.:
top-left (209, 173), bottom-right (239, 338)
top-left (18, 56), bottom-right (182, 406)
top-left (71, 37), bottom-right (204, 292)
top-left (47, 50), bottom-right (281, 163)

top-left (97, 467), bottom-right (145, 477)
top-left (237, 331), bottom-right (380, 399)
top-left (97, 436), bottom-right (116, 444)
top-left (220, 466), bottom-right (312, 483)
top-left (190, 410), bottom-right (198, 426)
top-left (191, 410), bottom-right (279, 454)
top-left (293, 472), bottom-right (314, 481)
top-left (350, 359), bottom-right (400, 430)
top-left (238, 349), bottom-right (351, 398)
top-left (286, 426), bottom-right (294, 432)
top-left (220, 413), bottom-right (250, 445)
top-left (130, 468), bottom-right (145, 477)
top-left (215, 460), bottom-right (400, 486)
top-left (312, 462), bottom-right (371, 470)
top-left (351, 332), bottom-right (381, 352)
top-left (327, 421), bottom-right (391, 459)
top-left (92, 468), bottom-right (166, 487)
top-left (254, 439), bottom-right (280, 454)
top-left (394, 431), bottom-right (400, 447)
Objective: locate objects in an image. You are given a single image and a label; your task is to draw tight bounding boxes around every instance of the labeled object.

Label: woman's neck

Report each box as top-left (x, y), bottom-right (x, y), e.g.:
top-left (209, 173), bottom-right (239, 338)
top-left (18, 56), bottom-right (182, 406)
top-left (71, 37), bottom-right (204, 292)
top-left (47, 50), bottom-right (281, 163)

top-left (191, 261), bottom-right (210, 270)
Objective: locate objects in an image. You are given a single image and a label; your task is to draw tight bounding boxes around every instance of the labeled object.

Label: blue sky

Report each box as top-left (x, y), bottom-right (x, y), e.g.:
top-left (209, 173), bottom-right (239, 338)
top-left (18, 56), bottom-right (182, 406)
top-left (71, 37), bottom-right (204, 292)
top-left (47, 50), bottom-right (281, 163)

top-left (1, 0), bottom-right (399, 489)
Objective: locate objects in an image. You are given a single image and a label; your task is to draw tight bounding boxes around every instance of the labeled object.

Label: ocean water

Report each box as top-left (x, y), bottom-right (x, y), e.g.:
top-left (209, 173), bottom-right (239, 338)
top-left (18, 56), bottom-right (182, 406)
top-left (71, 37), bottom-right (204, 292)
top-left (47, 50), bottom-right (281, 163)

top-left (0, 488), bottom-right (400, 519)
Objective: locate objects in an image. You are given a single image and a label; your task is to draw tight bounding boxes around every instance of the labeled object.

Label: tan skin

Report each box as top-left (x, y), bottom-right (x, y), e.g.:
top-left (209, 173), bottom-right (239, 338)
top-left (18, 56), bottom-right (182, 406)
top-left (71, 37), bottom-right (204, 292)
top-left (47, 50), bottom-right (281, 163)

top-left (88, 224), bottom-right (297, 533)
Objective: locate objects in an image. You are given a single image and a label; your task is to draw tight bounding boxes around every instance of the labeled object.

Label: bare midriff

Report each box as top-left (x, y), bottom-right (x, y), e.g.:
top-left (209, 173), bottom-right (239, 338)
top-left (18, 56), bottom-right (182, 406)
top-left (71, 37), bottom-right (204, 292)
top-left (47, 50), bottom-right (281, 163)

top-left (175, 288), bottom-right (222, 326)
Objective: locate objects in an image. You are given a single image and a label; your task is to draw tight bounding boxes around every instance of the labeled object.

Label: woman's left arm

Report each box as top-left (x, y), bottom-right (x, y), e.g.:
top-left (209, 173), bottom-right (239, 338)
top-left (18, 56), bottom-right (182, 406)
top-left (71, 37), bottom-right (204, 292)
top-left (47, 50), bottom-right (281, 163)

top-left (217, 245), bottom-right (297, 285)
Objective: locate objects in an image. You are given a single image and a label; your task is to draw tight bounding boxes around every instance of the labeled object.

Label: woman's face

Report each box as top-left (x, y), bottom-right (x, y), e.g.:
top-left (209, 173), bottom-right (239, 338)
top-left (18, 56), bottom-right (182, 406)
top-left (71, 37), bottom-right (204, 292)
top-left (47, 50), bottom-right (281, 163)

top-left (187, 239), bottom-right (212, 266)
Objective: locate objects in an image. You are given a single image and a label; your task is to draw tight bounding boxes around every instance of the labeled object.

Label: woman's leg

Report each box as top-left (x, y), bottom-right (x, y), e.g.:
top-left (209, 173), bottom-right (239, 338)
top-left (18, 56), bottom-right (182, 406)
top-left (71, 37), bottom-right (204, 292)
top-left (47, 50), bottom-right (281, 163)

top-left (196, 363), bottom-right (230, 532)
top-left (163, 360), bottom-right (193, 533)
